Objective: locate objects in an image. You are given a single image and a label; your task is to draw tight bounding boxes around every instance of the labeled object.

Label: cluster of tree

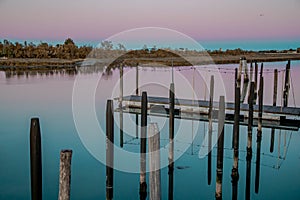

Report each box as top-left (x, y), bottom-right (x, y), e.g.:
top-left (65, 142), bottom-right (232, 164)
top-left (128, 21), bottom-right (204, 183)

top-left (0, 38), bottom-right (93, 59)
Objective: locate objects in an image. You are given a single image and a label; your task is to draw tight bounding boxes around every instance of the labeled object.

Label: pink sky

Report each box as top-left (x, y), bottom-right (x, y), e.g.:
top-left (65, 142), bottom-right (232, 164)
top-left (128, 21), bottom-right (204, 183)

top-left (0, 0), bottom-right (299, 41)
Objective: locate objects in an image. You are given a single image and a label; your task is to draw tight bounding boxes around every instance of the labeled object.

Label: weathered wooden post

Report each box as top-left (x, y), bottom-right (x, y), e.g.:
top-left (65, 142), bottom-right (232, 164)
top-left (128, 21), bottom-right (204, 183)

top-left (215, 96), bottom-right (225, 200)
top-left (270, 69), bottom-right (278, 152)
top-left (136, 64), bottom-right (139, 96)
top-left (106, 100), bottom-right (114, 200)
top-left (245, 82), bottom-right (254, 200)
top-left (247, 82), bottom-right (255, 151)
top-left (232, 70), bottom-right (240, 149)
top-left (237, 59), bottom-right (242, 88)
top-left (58, 150), bottom-right (73, 200)
top-left (255, 76), bottom-right (263, 194)
top-left (168, 83), bottom-right (175, 200)
top-left (260, 63), bottom-right (264, 78)
top-left (119, 64), bottom-right (124, 147)
top-left (30, 118), bottom-right (42, 200)
top-left (136, 64), bottom-right (139, 138)
top-left (140, 92), bottom-right (148, 200)
top-left (250, 62), bottom-right (253, 82)
top-left (232, 81), bottom-right (241, 200)
top-left (207, 75), bottom-right (214, 185)
top-left (148, 123), bottom-right (161, 200)
top-left (254, 61), bottom-right (258, 104)
top-left (258, 76), bottom-right (264, 133)
top-left (283, 60), bottom-right (291, 107)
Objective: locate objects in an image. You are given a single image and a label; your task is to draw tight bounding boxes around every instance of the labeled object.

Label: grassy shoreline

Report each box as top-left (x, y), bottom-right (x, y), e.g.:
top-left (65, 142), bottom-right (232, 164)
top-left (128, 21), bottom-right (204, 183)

top-left (0, 52), bottom-right (300, 70)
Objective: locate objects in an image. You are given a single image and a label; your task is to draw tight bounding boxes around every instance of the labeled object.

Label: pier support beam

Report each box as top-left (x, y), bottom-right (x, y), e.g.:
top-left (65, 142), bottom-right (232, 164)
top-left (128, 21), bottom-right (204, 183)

top-left (106, 100), bottom-right (114, 200)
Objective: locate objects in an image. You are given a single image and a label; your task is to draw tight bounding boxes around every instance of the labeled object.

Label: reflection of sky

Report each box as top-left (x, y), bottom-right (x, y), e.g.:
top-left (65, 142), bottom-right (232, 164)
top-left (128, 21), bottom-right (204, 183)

top-left (1, 61), bottom-right (300, 198)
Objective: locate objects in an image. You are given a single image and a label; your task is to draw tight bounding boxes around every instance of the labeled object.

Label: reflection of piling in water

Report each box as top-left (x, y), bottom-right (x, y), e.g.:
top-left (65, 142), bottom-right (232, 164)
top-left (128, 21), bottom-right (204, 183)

top-left (149, 123), bottom-right (161, 200)
top-left (270, 69), bottom-right (278, 152)
top-left (255, 76), bottom-right (264, 194)
top-left (30, 118), bottom-right (42, 200)
top-left (215, 96), bottom-right (225, 200)
top-left (283, 60), bottom-right (291, 107)
top-left (140, 92), bottom-right (148, 200)
top-left (168, 83), bottom-right (175, 200)
top-left (58, 150), bottom-right (73, 200)
top-left (106, 100), bottom-right (114, 200)
top-left (208, 76), bottom-right (214, 185)
top-left (245, 145), bottom-right (252, 200)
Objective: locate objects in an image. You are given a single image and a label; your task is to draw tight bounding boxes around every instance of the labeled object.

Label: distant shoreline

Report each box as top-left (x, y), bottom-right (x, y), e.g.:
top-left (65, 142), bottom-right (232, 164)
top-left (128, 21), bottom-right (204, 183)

top-left (0, 52), bottom-right (300, 71)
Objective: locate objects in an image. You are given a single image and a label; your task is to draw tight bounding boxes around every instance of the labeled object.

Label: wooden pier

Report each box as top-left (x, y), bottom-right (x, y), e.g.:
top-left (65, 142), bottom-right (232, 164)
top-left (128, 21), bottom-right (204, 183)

top-left (115, 95), bottom-right (300, 130)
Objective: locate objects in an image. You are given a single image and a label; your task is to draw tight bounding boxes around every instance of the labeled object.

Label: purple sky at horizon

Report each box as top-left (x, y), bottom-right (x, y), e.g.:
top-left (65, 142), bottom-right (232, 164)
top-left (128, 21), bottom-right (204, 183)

top-left (0, 0), bottom-right (299, 42)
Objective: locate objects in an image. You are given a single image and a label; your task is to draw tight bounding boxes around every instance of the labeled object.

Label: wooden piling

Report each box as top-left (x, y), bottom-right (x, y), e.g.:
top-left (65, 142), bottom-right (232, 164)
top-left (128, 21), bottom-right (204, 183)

top-left (232, 76), bottom-right (240, 149)
top-left (106, 100), bottom-right (114, 200)
top-left (140, 92), bottom-right (148, 200)
top-left (250, 62), bottom-right (253, 82)
top-left (58, 150), bottom-right (73, 200)
top-left (247, 82), bottom-right (255, 151)
top-left (135, 65), bottom-right (139, 138)
top-left (30, 118), bottom-right (42, 200)
top-left (258, 77), bottom-right (264, 133)
top-left (148, 123), bottom-right (161, 200)
top-left (270, 69), bottom-right (278, 153)
top-left (119, 64), bottom-right (124, 147)
top-left (237, 59), bottom-right (242, 88)
top-left (283, 60), bottom-right (291, 107)
top-left (245, 145), bottom-right (252, 200)
top-left (232, 81), bottom-right (241, 200)
top-left (168, 83), bottom-right (175, 200)
top-left (254, 62), bottom-right (258, 104)
top-left (215, 96), bottom-right (225, 200)
top-left (208, 76), bottom-right (214, 185)
top-left (260, 63), bottom-right (264, 78)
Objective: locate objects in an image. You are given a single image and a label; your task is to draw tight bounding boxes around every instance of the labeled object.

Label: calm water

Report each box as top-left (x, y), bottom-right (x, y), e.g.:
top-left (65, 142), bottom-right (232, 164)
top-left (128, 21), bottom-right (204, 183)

top-left (1, 61), bottom-right (300, 199)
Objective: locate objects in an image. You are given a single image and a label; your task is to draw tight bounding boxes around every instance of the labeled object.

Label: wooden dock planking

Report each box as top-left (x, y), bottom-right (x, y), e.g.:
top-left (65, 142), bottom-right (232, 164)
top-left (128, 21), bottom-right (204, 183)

top-left (119, 95), bottom-right (300, 117)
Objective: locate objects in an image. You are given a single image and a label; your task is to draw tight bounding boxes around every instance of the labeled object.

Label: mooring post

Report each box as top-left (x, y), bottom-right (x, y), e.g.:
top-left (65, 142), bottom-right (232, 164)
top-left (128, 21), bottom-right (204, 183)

top-left (245, 143), bottom-right (252, 200)
top-left (140, 92), bottom-right (148, 200)
top-left (106, 100), bottom-right (114, 200)
top-left (232, 82), bottom-right (241, 200)
top-left (168, 83), bottom-right (175, 200)
top-left (254, 61), bottom-right (258, 104)
top-left (237, 59), bottom-right (242, 88)
top-left (136, 64), bottom-right (139, 96)
top-left (247, 82), bottom-right (255, 151)
top-left (215, 96), bottom-right (225, 200)
top-left (208, 75), bottom-right (214, 185)
top-left (232, 73), bottom-right (240, 149)
top-left (119, 64), bottom-right (124, 147)
top-left (250, 61), bottom-right (253, 82)
top-left (260, 63), bottom-right (264, 78)
top-left (258, 76), bottom-right (264, 133)
top-left (148, 123), bottom-right (161, 200)
top-left (270, 69), bottom-right (278, 152)
top-left (58, 150), bottom-right (73, 200)
top-left (283, 60), bottom-right (291, 107)
top-left (30, 118), bottom-right (42, 200)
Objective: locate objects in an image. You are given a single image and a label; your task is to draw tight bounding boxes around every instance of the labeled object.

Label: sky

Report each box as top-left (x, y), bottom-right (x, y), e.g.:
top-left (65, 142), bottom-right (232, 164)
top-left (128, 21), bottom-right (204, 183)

top-left (0, 0), bottom-right (300, 42)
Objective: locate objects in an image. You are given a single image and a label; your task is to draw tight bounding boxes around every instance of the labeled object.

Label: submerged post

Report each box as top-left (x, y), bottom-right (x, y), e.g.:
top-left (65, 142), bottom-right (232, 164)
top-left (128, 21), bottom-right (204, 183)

top-left (30, 118), bottom-right (42, 200)
top-left (106, 100), bottom-right (114, 200)
top-left (270, 69), bottom-right (278, 152)
top-left (149, 123), bottom-right (161, 200)
top-left (168, 83), bottom-right (175, 200)
top-left (215, 96), bottom-right (225, 200)
top-left (140, 92), bottom-right (148, 200)
top-left (283, 60), bottom-right (291, 107)
top-left (58, 150), bottom-right (73, 200)
top-left (208, 75), bottom-right (214, 185)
